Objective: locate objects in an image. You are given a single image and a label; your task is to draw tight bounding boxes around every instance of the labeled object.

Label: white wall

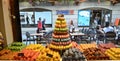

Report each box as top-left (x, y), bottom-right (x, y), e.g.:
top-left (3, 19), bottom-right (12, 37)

top-left (0, 0), bottom-right (7, 45)
top-left (2, 0), bottom-right (13, 45)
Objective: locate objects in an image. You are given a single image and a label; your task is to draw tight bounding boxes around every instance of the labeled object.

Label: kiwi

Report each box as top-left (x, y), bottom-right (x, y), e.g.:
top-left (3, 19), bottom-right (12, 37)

top-left (68, 56), bottom-right (72, 58)
top-left (75, 54), bottom-right (79, 59)
top-left (64, 52), bottom-right (68, 56)
top-left (65, 50), bottom-right (69, 55)
top-left (79, 52), bottom-right (83, 55)
top-left (71, 48), bottom-right (76, 52)
top-left (69, 50), bottom-right (74, 56)
top-left (78, 53), bottom-right (81, 57)
top-left (79, 54), bottom-right (84, 58)
top-left (68, 48), bottom-right (72, 51)
top-left (63, 55), bottom-right (67, 58)
top-left (75, 49), bottom-right (79, 52)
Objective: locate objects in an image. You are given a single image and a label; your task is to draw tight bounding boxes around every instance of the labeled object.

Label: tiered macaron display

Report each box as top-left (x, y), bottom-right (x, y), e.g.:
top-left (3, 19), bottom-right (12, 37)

top-left (49, 14), bottom-right (72, 50)
top-left (105, 48), bottom-right (120, 60)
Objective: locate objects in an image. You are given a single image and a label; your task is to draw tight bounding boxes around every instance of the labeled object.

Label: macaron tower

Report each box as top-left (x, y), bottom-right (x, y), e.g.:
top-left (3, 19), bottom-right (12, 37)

top-left (49, 14), bottom-right (72, 50)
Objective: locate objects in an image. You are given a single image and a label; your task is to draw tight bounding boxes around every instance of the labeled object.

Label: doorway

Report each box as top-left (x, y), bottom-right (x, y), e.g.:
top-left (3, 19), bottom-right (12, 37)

top-left (81, 7), bottom-right (112, 28)
top-left (92, 10), bottom-right (102, 25)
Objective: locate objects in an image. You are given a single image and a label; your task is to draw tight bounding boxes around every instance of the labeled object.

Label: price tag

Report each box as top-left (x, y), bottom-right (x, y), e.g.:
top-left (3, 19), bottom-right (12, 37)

top-left (47, 53), bottom-right (53, 58)
top-left (18, 53), bottom-right (24, 57)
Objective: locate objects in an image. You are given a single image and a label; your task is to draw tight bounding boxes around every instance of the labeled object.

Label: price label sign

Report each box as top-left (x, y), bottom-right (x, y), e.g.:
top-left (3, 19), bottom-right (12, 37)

top-left (18, 53), bottom-right (24, 57)
top-left (47, 53), bottom-right (53, 58)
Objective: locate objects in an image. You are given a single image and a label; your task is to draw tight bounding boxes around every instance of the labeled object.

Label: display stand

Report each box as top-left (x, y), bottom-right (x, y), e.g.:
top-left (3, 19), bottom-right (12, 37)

top-left (48, 14), bottom-right (72, 56)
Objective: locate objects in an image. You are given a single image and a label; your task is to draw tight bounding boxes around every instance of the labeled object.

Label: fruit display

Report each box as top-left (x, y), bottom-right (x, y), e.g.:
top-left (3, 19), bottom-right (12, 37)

top-left (0, 49), bottom-right (11, 56)
top-left (62, 48), bottom-right (86, 61)
top-left (83, 48), bottom-right (109, 60)
top-left (14, 49), bottom-right (40, 61)
top-left (8, 42), bottom-right (26, 51)
top-left (71, 41), bottom-right (81, 50)
top-left (105, 48), bottom-right (120, 60)
top-left (49, 14), bottom-right (72, 50)
top-left (36, 48), bottom-right (61, 61)
top-left (0, 49), bottom-right (18, 60)
top-left (79, 43), bottom-right (97, 52)
top-left (25, 44), bottom-right (45, 51)
top-left (98, 43), bottom-right (116, 52)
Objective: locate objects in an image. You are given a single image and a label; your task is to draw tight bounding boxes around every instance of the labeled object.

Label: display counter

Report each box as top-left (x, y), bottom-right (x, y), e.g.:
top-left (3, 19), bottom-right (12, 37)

top-left (87, 60), bottom-right (120, 61)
